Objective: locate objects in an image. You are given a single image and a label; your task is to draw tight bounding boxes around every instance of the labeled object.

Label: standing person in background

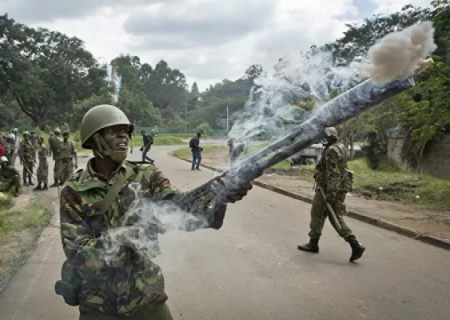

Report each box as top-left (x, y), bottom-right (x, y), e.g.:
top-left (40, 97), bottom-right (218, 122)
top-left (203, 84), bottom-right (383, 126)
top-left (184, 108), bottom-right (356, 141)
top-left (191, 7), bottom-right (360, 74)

top-left (140, 129), bottom-right (155, 164)
top-left (34, 137), bottom-right (49, 191)
top-left (189, 132), bottom-right (202, 171)
top-left (0, 135), bottom-right (5, 158)
top-left (49, 128), bottom-right (63, 187)
top-left (12, 128), bottom-right (20, 167)
top-left (59, 131), bottom-right (78, 184)
top-left (0, 156), bottom-right (20, 197)
top-left (19, 132), bottom-right (34, 186)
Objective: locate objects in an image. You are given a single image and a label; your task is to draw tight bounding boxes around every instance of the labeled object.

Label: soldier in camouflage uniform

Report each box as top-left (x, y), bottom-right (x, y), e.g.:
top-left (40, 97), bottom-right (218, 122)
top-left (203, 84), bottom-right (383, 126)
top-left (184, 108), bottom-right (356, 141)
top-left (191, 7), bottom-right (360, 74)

top-left (298, 127), bottom-right (365, 262)
top-left (34, 137), bottom-right (49, 191)
top-left (0, 156), bottom-right (20, 197)
top-left (55, 104), bottom-right (252, 319)
top-left (58, 131), bottom-right (78, 183)
top-left (19, 132), bottom-right (35, 186)
top-left (49, 128), bottom-right (64, 187)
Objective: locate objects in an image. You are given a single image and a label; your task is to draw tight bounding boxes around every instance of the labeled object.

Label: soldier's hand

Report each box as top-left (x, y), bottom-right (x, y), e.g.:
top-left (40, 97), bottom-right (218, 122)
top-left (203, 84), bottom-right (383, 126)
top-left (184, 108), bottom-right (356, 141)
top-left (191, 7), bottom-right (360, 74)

top-left (326, 191), bottom-right (337, 204)
top-left (211, 176), bottom-right (253, 204)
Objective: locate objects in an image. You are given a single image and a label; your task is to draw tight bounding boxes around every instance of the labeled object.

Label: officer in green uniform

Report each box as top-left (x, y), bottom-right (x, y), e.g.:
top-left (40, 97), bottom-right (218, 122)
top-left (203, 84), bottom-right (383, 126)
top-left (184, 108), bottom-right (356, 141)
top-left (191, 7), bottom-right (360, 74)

top-left (55, 105), bottom-right (252, 319)
top-left (34, 137), bottom-right (49, 191)
top-left (19, 131), bottom-right (35, 186)
top-left (0, 156), bottom-right (20, 197)
top-left (58, 131), bottom-right (78, 183)
top-left (298, 127), bottom-right (365, 262)
top-left (49, 128), bottom-right (64, 187)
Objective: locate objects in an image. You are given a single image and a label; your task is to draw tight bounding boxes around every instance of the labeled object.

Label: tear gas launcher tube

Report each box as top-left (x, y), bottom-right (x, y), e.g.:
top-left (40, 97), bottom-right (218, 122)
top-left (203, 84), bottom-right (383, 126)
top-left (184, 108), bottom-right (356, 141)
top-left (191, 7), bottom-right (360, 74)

top-left (174, 59), bottom-right (433, 205)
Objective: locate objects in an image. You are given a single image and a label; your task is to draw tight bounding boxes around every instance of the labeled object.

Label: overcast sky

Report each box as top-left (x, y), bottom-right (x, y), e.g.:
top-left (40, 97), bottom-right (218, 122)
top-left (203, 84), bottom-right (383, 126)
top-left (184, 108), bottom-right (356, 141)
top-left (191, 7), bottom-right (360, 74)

top-left (2, 0), bottom-right (432, 91)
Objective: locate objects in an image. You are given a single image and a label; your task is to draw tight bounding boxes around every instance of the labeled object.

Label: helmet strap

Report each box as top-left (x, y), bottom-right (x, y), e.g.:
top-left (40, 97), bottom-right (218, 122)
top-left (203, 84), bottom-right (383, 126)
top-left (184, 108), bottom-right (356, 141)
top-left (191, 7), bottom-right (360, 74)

top-left (92, 133), bottom-right (128, 164)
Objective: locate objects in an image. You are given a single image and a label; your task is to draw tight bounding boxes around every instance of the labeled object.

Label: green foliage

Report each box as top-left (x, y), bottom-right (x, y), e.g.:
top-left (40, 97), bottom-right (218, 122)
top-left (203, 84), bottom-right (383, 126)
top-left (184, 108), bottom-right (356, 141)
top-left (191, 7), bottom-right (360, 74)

top-left (61, 123), bottom-right (70, 134)
top-left (153, 136), bottom-right (184, 146)
top-left (196, 122), bottom-right (211, 135)
top-left (164, 114), bottom-right (188, 132)
top-left (0, 15), bottom-right (107, 129)
top-left (71, 92), bottom-right (114, 130)
top-left (0, 194), bottom-right (13, 211)
top-left (72, 131), bottom-right (81, 143)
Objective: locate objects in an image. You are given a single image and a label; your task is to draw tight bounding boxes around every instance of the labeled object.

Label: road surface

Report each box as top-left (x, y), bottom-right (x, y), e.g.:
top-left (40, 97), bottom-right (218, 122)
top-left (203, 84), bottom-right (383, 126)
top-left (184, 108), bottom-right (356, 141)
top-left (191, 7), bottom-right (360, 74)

top-left (0, 146), bottom-right (449, 320)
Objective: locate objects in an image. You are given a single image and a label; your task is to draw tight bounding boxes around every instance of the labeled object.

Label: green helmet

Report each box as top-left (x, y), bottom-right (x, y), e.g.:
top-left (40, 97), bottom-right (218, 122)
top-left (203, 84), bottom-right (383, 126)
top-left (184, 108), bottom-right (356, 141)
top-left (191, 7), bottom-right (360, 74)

top-left (23, 131), bottom-right (30, 136)
top-left (54, 128), bottom-right (61, 134)
top-left (80, 104), bottom-right (134, 149)
top-left (325, 127), bottom-right (339, 139)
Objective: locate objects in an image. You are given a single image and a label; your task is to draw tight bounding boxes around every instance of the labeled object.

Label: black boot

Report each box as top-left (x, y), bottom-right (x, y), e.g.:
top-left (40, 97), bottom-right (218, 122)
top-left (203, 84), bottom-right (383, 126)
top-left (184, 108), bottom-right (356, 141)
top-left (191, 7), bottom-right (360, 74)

top-left (347, 235), bottom-right (365, 262)
top-left (50, 181), bottom-right (59, 188)
top-left (15, 191), bottom-right (19, 197)
top-left (42, 183), bottom-right (48, 191)
top-left (23, 179), bottom-right (29, 187)
top-left (28, 178), bottom-right (34, 186)
top-left (33, 183), bottom-right (42, 191)
top-left (298, 238), bottom-right (319, 253)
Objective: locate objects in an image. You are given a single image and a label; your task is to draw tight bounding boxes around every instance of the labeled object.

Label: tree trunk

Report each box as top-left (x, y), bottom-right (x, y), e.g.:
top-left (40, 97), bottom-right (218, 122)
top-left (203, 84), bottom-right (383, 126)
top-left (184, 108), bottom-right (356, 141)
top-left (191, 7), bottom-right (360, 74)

top-left (350, 136), bottom-right (355, 160)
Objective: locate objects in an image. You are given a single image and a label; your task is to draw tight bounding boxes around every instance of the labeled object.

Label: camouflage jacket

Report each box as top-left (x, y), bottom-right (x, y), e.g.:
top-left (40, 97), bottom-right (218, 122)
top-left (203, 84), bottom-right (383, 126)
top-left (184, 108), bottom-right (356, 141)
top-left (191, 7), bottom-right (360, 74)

top-left (38, 144), bottom-right (49, 162)
top-left (49, 136), bottom-right (63, 159)
top-left (59, 159), bottom-right (227, 315)
top-left (59, 140), bottom-right (76, 160)
top-left (19, 139), bottom-right (35, 160)
top-left (0, 165), bottom-right (20, 181)
top-left (5, 142), bottom-right (14, 158)
top-left (314, 142), bottom-right (348, 195)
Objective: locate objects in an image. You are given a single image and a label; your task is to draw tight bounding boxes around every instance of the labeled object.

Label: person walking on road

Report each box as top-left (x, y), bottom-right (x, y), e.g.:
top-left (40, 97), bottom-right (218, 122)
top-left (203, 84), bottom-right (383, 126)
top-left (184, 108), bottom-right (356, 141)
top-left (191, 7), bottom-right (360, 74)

top-left (140, 129), bottom-right (155, 164)
top-left (19, 131), bottom-right (35, 186)
top-left (189, 132), bottom-right (202, 171)
top-left (34, 137), bottom-right (49, 191)
top-left (298, 127), bottom-right (365, 262)
top-left (58, 131), bottom-right (78, 183)
top-left (54, 104), bottom-right (252, 320)
top-left (49, 128), bottom-right (64, 187)
top-left (0, 156), bottom-right (20, 197)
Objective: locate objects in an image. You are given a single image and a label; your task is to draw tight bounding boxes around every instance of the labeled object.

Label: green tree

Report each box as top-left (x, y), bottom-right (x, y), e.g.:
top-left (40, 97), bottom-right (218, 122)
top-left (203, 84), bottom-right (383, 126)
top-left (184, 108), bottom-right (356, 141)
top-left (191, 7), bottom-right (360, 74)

top-left (0, 15), bottom-right (106, 129)
top-left (196, 122), bottom-right (211, 135)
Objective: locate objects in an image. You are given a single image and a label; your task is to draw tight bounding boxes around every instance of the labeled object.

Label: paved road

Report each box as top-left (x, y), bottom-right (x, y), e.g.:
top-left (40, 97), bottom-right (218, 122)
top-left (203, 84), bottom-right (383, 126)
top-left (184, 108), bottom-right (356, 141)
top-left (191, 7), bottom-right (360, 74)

top-left (1, 146), bottom-right (450, 320)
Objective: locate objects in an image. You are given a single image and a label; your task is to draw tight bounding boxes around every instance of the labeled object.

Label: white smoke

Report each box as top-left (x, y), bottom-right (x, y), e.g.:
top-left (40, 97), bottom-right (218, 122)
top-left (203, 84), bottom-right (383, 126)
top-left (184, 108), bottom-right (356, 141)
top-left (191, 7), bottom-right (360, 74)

top-left (229, 21), bottom-right (436, 143)
top-left (228, 50), bottom-right (360, 142)
top-left (359, 21), bottom-right (437, 85)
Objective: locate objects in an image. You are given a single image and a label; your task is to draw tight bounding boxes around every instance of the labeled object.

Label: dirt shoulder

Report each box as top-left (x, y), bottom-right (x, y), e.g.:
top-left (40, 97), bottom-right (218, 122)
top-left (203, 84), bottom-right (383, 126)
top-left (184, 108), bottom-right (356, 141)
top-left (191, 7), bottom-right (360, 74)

top-left (175, 147), bottom-right (450, 242)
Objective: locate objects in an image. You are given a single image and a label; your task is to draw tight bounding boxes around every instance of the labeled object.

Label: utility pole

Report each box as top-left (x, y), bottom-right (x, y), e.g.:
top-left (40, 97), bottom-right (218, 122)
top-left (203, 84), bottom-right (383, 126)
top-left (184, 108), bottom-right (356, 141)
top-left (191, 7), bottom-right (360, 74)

top-left (226, 105), bottom-right (229, 131)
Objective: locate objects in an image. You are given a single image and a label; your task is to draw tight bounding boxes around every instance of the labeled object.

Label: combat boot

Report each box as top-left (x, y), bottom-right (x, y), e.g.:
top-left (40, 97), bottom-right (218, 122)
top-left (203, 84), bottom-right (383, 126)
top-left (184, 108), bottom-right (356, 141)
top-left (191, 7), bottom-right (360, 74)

top-left (33, 183), bottom-right (42, 191)
top-left (23, 178), bottom-right (29, 186)
top-left (50, 181), bottom-right (59, 188)
top-left (298, 238), bottom-right (319, 253)
top-left (14, 191), bottom-right (19, 197)
top-left (28, 177), bottom-right (34, 186)
top-left (347, 235), bottom-right (365, 262)
top-left (42, 183), bottom-right (48, 191)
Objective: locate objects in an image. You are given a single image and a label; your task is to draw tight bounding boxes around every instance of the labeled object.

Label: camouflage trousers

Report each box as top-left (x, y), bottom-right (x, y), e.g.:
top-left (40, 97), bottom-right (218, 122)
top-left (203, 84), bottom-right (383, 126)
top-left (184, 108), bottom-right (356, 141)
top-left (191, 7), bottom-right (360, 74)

top-left (22, 158), bottom-right (34, 181)
top-left (54, 158), bottom-right (61, 181)
top-left (59, 158), bottom-right (74, 183)
top-left (79, 303), bottom-right (173, 320)
top-left (37, 159), bottom-right (49, 185)
top-left (0, 176), bottom-right (21, 193)
top-left (308, 190), bottom-right (353, 240)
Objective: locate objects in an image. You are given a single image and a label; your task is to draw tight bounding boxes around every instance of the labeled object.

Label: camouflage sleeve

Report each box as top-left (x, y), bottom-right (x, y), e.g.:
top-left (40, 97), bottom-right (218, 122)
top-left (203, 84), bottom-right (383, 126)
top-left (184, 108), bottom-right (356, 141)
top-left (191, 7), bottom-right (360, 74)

top-left (325, 147), bottom-right (342, 200)
top-left (145, 167), bottom-right (227, 231)
top-left (59, 187), bottom-right (106, 268)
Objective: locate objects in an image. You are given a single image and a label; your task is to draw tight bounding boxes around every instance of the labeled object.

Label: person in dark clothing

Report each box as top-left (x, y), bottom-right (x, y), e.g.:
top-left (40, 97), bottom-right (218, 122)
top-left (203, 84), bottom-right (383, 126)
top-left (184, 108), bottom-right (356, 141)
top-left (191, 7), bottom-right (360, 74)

top-left (189, 133), bottom-right (202, 171)
top-left (140, 130), bottom-right (155, 164)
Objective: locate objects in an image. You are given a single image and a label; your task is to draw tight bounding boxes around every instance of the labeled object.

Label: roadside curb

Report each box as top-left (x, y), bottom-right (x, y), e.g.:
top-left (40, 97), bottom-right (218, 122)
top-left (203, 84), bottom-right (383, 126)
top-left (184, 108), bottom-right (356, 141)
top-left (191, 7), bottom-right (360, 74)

top-left (172, 153), bottom-right (450, 251)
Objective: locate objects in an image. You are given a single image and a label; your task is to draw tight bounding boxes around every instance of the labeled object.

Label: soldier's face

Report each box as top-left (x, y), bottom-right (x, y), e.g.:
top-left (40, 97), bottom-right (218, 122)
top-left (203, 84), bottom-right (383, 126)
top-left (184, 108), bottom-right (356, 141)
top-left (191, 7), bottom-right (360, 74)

top-left (63, 135), bottom-right (69, 142)
top-left (101, 125), bottom-right (130, 151)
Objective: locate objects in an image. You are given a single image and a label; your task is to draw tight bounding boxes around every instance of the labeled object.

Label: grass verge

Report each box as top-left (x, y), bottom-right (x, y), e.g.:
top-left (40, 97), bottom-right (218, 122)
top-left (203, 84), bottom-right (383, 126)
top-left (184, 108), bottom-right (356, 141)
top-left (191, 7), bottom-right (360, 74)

top-left (0, 204), bottom-right (51, 282)
top-left (292, 157), bottom-right (450, 211)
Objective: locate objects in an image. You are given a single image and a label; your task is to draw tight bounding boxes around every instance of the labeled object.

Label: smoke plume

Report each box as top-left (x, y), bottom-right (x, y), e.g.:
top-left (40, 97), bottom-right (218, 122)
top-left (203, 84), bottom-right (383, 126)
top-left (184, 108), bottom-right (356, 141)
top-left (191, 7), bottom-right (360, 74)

top-left (359, 21), bottom-right (437, 85)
